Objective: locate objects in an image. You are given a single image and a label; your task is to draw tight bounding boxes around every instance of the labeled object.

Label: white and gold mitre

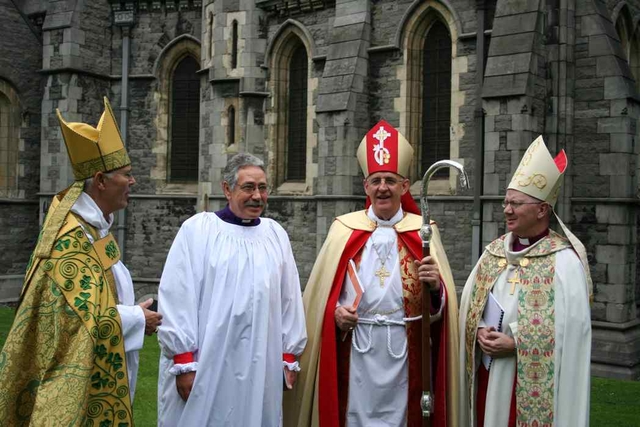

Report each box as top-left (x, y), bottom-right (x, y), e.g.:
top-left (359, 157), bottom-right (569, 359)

top-left (56, 97), bottom-right (131, 181)
top-left (357, 120), bottom-right (413, 178)
top-left (509, 135), bottom-right (593, 302)
top-left (507, 135), bottom-right (567, 206)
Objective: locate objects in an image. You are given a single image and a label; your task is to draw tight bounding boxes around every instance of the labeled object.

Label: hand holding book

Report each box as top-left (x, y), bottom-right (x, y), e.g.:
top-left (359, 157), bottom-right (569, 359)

top-left (477, 327), bottom-right (516, 364)
top-left (480, 292), bottom-right (505, 370)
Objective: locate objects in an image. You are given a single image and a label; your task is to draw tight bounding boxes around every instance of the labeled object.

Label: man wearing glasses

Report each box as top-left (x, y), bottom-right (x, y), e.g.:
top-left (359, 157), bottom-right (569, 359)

top-left (284, 121), bottom-right (459, 427)
top-left (157, 153), bottom-right (307, 426)
top-left (458, 136), bottom-right (592, 427)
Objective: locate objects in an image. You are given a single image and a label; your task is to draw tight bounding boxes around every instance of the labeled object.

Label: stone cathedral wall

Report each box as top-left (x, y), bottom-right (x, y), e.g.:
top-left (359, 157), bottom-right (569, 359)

top-left (2, 0), bottom-right (640, 378)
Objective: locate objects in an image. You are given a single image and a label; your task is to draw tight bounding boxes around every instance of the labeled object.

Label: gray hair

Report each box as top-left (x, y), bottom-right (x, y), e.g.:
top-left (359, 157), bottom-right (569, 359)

top-left (222, 153), bottom-right (265, 189)
top-left (84, 170), bottom-right (115, 191)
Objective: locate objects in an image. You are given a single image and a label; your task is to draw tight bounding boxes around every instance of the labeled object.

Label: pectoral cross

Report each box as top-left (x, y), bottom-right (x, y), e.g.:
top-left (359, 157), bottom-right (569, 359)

top-left (375, 265), bottom-right (391, 288)
top-left (508, 271), bottom-right (520, 295)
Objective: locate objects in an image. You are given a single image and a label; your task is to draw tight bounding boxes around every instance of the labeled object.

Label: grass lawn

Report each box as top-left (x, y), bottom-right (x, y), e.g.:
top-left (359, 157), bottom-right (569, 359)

top-left (1, 307), bottom-right (640, 426)
top-left (134, 336), bottom-right (160, 425)
top-left (0, 306), bottom-right (160, 426)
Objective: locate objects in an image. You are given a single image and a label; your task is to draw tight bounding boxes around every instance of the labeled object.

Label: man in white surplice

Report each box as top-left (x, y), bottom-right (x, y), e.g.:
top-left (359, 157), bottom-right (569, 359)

top-left (458, 136), bottom-right (592, 427)
top-left (157, 153), bottom-right (307, 426)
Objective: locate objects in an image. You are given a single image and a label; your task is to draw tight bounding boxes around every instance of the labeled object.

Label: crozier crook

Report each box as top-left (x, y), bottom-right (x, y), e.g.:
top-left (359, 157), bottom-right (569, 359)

top-left (419, 160), bottom-right (469, 423)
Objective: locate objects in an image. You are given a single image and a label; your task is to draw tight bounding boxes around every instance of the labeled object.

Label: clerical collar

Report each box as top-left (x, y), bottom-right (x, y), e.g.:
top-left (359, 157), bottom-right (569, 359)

top-left (367, 207), bottom-right (403, 227)
top-left (215, 205), bottom-right (261, 227)
top-left (513, 229), bottom-right (549, 251)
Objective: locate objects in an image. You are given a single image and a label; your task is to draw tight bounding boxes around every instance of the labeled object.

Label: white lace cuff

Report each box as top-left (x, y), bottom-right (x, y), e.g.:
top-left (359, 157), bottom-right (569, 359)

top-left (283, 360), bottom-right (301, 372)
top-left (168, 362), bottom-right (199, 375)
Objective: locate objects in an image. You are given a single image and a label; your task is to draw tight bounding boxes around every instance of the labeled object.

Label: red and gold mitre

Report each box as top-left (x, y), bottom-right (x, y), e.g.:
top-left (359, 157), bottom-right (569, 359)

top-left (56, 97), bottom-right (131, 181)
top-left (356, 120), bottom-right (414, 178)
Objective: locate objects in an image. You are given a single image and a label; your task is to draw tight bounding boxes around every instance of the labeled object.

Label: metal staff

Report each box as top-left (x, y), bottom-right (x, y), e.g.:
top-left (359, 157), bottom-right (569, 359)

top-left (419, 160), bottom-right (469, 424)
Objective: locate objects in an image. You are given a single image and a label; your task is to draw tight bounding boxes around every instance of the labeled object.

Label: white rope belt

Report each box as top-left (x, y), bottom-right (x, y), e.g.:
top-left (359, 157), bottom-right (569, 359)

top-left (352, 314), bottom-right (422, 358)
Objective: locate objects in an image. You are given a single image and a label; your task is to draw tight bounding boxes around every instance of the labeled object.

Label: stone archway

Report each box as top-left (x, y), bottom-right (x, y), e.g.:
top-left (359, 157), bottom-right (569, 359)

top-left (265, 20), bottom-right (318, 193)
top-left (397, 1), bottom-right (466, 194)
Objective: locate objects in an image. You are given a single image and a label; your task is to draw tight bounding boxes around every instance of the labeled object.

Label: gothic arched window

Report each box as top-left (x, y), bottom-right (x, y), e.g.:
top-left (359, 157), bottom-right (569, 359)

top-left (231, 20), bottom-right (238, 69)
top-left (227, 105), bottom-right (236, 146)
top-left (421, 21), bottom-right (451, 176)
top-left (170, 55), bottom-right (200, 182)
top-left (208, 12), bottom-right (214, 60)
top-left (286, 45), bottom-right (308, 181)
top-left (0, 90), bottom-right (19, 197)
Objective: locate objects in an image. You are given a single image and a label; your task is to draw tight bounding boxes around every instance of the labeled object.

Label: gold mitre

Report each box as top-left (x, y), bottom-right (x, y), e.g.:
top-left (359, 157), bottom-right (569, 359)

top-left (56, 97), bottom-right (130, 181)
top-left (357, 120), bottom-right (413, 178)
top-left (507, 135), bottom-right (567, 207)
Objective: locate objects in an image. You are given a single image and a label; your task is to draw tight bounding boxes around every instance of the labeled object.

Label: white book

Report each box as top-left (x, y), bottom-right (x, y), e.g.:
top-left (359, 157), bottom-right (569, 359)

top-left (481, 292), bottom-right (505, 371)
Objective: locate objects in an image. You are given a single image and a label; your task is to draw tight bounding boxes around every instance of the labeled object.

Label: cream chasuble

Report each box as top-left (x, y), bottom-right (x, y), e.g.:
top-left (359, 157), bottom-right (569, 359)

top-left (459, 232), bottom-right (591, 427)
top-left (339, 208), bottom-right (444, 427)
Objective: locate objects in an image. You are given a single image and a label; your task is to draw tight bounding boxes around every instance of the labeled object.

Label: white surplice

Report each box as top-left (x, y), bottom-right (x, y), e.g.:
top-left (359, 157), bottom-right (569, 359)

top-left (458, 232), bottom-right (591, 427)
top-left (157, 212), bottom-right (307, 427)
top-left (70, 192), bottom-right (146, 400)
top-left (338, 208), bottom-right (444, 427)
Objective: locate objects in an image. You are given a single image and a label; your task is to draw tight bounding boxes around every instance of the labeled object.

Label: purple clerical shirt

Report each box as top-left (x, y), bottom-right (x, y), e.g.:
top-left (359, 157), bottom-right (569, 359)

top-left (215, 205), bottom-right (261, 227)
top-left (512, 229), bottom-right (549, 252)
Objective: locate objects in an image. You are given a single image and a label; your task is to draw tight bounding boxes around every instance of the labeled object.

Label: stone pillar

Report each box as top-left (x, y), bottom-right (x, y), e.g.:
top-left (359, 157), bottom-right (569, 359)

top-left (315, 0), bottom-right (371, 246)
top-left (40, 0), bottom-right (112, 198)
top-left (199, 0), bottom-right (269, 212)
top-left (481, 0), bottom-right (545, 246)
top-left (572, 0), bottom-right (640, 379)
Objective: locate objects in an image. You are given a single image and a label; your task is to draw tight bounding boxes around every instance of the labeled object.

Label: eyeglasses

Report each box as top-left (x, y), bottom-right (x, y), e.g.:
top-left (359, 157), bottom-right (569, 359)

top-left (366, 176), bottom-right (402, 187)
top-left (501, 200), bottom-right (542, 209)
top-left (238, 183), bottom-right (268, 194)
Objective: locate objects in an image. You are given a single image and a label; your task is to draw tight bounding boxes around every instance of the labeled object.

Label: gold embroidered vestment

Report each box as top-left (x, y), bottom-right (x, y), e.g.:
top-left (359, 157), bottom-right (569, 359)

top-left (464, 231), bottom-right (571, 426)
top-left (0, 209), bottom-right (133, 426)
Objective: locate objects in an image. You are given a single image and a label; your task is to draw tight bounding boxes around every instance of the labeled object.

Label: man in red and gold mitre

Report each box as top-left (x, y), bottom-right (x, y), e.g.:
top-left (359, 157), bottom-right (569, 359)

top-left (284, 120), bottom-right (460, 427)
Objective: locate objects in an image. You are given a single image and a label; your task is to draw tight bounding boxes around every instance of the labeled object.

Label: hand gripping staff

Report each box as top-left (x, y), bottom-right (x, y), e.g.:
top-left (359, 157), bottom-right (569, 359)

top-left (419, 160), bottom-right (469, 425)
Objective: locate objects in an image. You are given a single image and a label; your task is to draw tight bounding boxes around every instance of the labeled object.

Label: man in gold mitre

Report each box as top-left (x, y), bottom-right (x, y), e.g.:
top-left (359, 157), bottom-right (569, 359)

top-left (0, 97), bottom-right (162, 426)
top-left (283, 120), bottom-right (460, 427)
top-left (458, 136), bottom-right (592, 427)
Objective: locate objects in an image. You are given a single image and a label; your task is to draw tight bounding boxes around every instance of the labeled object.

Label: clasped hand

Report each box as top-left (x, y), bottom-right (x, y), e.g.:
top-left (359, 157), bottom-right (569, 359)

top-left (477, 327), bottom-right (516, 358)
